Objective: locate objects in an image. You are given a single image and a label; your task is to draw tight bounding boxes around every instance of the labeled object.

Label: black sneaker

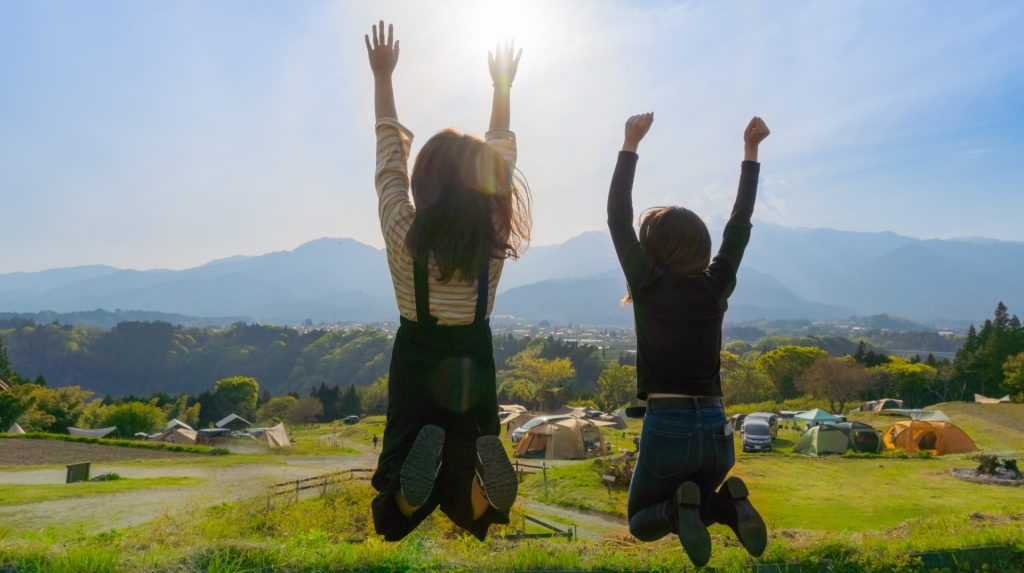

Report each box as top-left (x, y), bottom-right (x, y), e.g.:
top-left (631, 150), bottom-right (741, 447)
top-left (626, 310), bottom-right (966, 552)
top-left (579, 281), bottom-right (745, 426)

top-left (474, 435), bottom-right (518, 512)
top-left (676, 481), bottom-right (712, 567)
top-left (717, 476), bottom-right (767, 557)
top-left (399, 424), bottom-right (445, 508)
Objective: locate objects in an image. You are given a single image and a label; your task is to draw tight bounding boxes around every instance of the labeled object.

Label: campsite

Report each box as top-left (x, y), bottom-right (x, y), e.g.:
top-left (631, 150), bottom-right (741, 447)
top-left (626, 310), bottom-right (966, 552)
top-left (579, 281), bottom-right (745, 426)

top-left (2, 399), bottom-right (1023, 571)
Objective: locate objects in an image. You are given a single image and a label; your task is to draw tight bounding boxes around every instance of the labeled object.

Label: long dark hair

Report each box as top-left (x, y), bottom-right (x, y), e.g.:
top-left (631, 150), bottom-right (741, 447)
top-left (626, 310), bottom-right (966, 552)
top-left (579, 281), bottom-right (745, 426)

top-left (406, 129), bottom-right (531, 282)
top-left (623, 206), bottom-right (711, 304)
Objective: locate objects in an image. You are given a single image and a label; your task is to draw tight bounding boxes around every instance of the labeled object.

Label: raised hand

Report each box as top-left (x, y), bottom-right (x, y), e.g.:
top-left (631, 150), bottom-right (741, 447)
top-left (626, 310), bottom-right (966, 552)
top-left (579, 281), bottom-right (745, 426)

top-left (488, 39), bottom-right (522, 89)
top-left (622, 113), bottom-right (654, 153)
top-left (365, 20), bottom-right (400, 77)
top-left (743, 116), bottom-right (770, 161)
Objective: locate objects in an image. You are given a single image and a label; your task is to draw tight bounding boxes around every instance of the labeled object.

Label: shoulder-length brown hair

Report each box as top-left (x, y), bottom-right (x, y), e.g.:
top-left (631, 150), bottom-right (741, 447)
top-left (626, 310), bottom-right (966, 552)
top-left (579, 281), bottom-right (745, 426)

top-left (407, 129), bottom-right (531, 282)
top-left (623, 206), bottom-right (711, 304)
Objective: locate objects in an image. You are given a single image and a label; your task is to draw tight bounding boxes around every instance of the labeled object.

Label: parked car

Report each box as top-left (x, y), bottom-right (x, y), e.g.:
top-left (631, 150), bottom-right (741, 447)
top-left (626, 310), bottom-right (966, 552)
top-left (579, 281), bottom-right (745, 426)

top-left (511, 415), bottom-right (572, 444)
top-left (342, 415), bottom-right (360, 425)
top-left (744, 412), bottom-right (778, 439)
top-left (741, 420), bottom-right (773, 452)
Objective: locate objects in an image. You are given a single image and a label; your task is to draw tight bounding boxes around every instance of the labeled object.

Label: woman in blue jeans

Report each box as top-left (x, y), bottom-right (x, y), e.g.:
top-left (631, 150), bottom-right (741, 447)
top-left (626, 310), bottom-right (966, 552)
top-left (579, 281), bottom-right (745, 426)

top-left (607, 112), bottom-right (770, 566)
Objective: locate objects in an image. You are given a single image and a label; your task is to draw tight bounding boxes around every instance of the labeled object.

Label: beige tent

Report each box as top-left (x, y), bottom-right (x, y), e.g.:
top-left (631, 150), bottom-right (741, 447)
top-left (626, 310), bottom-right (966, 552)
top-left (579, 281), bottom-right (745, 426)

top-left (872, 398), bottom-right (905, 413)
top-left (513, 417), bottom-right (607, 460)
top-left (555, 404), bottom-right (589, 417)
top-left (68, 427), bottom-right (117, 439)
top-left (250, 423), bottom-right (291, 447)
top-left (150, 427), bottom-right (197, 445)
top-left (0, 376), bottom-right (9, 392)
top-left (882, 420), bottom-right (978, 455)
top-left (974, 394), bottom-right (1011, 404)
top-left (6, 423), bottom-right (25, 434)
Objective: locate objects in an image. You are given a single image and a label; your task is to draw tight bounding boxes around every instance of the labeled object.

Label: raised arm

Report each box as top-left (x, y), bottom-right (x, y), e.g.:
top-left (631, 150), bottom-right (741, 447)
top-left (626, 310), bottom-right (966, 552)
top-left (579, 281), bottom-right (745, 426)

top-left (708, 116), bottom-right (771, 297)
top-left (608, 113), bottom-right (656, 293)
top-left (365, 20), bottom-right (400, 120)
top-left (488, 39), bottom-right (521, 132)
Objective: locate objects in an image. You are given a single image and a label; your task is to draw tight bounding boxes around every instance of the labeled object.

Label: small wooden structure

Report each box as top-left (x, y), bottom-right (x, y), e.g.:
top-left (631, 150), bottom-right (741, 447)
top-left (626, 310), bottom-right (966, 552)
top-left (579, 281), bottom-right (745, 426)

top-left (66, 461), bottom-right (91, 483)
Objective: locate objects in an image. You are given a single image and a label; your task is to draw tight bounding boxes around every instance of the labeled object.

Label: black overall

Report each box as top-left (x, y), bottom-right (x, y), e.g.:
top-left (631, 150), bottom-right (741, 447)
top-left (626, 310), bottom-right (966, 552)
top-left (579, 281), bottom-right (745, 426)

top-left (371, 260), bottom-right (509, 541)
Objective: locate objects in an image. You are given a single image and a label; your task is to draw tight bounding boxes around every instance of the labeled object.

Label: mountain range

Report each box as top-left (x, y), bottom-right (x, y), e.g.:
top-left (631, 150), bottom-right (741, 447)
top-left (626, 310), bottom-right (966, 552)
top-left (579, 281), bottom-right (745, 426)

top-left (1, 224), bottom-right (1020, 327)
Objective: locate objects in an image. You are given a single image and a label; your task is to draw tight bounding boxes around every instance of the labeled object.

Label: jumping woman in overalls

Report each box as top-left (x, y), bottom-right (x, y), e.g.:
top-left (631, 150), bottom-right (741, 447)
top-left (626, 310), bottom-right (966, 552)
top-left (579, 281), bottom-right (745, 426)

top-left (364, 21), bottom-right (530, 541)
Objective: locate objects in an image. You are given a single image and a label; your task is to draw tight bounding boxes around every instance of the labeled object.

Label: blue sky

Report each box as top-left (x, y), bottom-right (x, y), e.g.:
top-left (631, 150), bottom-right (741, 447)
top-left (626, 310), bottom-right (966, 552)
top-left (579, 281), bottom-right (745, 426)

top-left (1, 1), bottom-right (1022, 274)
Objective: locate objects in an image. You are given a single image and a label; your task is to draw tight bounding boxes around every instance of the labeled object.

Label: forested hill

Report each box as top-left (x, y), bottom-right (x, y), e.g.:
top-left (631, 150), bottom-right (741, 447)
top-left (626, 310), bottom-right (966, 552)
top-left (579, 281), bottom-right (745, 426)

top-left (0, 321), bottom-right (393, 396)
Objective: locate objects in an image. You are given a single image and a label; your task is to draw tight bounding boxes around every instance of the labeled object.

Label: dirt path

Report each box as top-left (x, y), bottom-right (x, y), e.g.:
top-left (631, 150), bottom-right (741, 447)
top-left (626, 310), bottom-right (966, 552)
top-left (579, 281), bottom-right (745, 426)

top-left (0, 438), bottom-right (200, 465)
top-left (0, 450), bottom-right (379, 531)
top-left (518, 498), bottom-right (627, 539)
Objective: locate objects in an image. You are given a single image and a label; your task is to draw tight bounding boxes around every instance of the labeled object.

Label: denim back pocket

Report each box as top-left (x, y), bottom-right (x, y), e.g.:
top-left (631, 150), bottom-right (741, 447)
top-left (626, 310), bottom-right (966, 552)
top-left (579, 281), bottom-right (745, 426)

top-left (712, 424), bottom-right (736, 475)
top-left (640, 417), bottom-right (698, 479)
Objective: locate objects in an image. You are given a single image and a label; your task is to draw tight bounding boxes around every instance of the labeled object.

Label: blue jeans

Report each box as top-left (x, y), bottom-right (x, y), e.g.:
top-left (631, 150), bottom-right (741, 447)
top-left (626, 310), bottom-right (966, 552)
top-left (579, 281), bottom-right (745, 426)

top-left (627, 406), bottom-right (734, 541)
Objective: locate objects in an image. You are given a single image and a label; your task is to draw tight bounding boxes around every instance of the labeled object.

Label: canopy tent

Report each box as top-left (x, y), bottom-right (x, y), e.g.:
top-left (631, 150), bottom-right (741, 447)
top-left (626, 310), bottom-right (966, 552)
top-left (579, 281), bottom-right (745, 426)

top-left (249, 423), bottom-right (292, 447)
top-left (590, 411), bottom-right (628, 430)
top-left (830, 422), bottom-right (884, 453)
top-left (165, 419), bottom-right (194, 432)
top-left (792, 424), bottom-right (850, 456)
top-left (554, 405), bottom-right (589, 417)
top-left (793, 409), bottom-right (844, 425)
top-left (501, 411), bottom-right (535, 431)
top-left (215, 414), bottom-right (252, 430)
top-left (6, 423), bottom-right (25, 434)
top-left (975, 394), bottom-right (1011, 404)
top-left (872, 398), bottom-right (905, 413)
top-left (499, 404), bottom-right (528, 414)
top-left (150, 427), bottom-right (197, 445)
top-left (68, 427), bottom-right (117, 439)
top-left (882, 420), bottom-right (978, 455)
top-left (884, 409), bottom-right (951, 422)
top-left (513, 417), bottom-right (606, 460)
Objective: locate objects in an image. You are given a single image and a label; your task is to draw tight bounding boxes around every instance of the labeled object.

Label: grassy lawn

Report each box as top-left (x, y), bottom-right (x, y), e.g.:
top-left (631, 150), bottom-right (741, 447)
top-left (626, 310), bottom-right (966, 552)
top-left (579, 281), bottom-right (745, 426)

top-left (0, 477), bottom-right (204, 506)
top-left (1, 479), bottom-right (1021, 572)
top-left (281, 417), bottom-right (384, 456)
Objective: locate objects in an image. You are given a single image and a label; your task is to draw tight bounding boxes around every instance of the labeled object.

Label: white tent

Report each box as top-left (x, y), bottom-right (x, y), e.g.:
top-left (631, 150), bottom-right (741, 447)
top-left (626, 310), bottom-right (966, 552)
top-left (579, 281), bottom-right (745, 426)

top-left (6, 423), bottom-right (25, 434)
top-left (248, 423), bottom-right (291, 447)
top-left (150, 426), bottom-right (198, 445)
top-left (975, 394), bottom-right (1011, 404)
top-left (165, 418), bottom-right (195, 432)
top-left (68, 427), bottom-right (117, 439)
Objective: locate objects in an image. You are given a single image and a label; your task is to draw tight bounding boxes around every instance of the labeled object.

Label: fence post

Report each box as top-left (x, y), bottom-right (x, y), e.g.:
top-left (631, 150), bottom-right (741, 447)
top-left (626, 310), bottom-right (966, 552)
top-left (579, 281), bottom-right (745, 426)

top-left (542, 461), bottom-right (548, 499)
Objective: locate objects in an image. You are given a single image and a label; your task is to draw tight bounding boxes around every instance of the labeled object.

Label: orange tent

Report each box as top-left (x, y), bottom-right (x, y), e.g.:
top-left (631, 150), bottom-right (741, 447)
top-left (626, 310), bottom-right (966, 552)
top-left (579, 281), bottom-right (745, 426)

top-left (882, 420), bottom-right (977, 455)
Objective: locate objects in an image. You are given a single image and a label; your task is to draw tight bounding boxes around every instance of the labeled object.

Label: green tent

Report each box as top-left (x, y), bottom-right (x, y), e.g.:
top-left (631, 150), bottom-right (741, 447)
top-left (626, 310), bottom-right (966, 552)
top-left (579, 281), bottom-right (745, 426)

top-left (792, 424), bottom-right (850, 456)
top-left (831, 422), bottom-right (884, 454)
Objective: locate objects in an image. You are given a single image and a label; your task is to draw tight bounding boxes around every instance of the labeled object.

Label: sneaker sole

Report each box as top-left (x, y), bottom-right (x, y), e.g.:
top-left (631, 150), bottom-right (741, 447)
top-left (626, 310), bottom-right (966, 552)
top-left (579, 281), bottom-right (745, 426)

top-left (400, 424), bottom-right (445, 508)
top-left (676, 481), bottom-right (712, 567)
top-left (723, 476), bottom-right (768, 557)
top-left (476, 435), bottom-right (518, 512)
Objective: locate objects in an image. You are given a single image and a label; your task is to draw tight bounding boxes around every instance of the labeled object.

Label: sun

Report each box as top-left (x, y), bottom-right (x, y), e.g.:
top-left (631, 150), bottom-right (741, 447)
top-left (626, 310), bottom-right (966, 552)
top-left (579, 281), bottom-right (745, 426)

top-left (459, 0), bottom-right (558, 57)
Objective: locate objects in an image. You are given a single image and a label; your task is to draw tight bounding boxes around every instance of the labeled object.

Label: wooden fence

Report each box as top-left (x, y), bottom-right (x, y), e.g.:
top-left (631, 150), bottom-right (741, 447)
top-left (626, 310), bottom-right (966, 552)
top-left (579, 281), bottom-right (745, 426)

top-left (268, 468), bottom-right (375, 504)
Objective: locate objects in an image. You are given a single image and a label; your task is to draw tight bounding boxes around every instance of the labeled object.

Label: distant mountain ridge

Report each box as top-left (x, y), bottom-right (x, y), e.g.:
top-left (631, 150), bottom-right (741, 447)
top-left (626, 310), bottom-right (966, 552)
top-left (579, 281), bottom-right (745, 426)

top-left (1, 225), bottom-right (1020, 326)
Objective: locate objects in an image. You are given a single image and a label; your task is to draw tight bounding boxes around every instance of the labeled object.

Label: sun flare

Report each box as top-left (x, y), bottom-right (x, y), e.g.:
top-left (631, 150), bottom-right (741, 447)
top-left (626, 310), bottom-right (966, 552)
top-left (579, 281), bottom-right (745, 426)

top-left (460, 0), bottom-right (558, 56)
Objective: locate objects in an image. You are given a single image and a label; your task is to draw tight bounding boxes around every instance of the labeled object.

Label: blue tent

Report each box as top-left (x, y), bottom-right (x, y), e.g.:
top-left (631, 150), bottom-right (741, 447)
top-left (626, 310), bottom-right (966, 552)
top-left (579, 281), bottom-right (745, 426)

top-left (793, 408), bottom-right (843, 424)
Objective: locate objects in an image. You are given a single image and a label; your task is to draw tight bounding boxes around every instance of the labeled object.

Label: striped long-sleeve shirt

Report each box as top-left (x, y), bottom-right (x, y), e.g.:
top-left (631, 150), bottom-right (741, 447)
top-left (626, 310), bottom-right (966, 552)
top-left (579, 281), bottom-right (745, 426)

top-left (375, 118), bottom-right (518, 325)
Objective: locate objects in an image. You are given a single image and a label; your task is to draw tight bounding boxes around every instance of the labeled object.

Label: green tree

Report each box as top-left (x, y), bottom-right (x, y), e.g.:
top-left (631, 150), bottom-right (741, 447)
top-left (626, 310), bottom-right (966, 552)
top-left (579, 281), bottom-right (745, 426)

top-left (338, 384), bottom-right (361, 418)
top-left (162, 394), bottom-right (200, 427)
top-left (1003, 352), bottom-right (1024, 399)
top-left (873, 357), bottom-right (938, 408)
top-left (499, 355), bottom-right (576, 411)
top-left (101, 402), bottom-right (166, 437)
top-left (256, 396), bottom-right (299, 425)
top-left (286, 396), bottom-right (324, 425)
top-left (796, 356), bottom-right (873, 414)
top-left (595, 364), bottom-right (636, 412)
top-left (721, 351), bottom-right (777, 404)
top-left (213, 376), bottom-right (260, 417)
top-left (0, 392), bottom-right (33, 429)
top-left (359, 377), bottom-right (388, 415)
top-left (754, 346), bottom-right (828, 400)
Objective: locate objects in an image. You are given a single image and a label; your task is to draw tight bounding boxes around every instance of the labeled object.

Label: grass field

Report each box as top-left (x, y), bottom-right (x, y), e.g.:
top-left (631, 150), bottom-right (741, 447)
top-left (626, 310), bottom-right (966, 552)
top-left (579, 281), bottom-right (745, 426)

top-left (2, 402), bottom-right (1023, 571)
top-left (0, 477), bottom-right (203, 506)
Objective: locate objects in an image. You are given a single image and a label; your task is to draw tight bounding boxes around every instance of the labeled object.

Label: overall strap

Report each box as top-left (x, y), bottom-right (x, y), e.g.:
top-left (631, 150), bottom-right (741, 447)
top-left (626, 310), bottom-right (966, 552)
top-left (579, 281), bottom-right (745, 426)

top-left (474, 261), bottom-right (490, 323)
top-left (412, 258), bottom-right (436, 326)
